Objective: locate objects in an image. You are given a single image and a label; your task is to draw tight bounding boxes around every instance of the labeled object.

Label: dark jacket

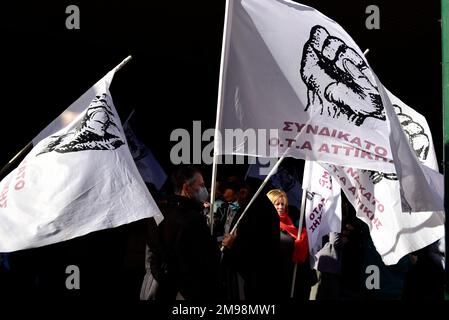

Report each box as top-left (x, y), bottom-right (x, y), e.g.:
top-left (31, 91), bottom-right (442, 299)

top-left (157, 195), bottom-right (220, 301)
top-left (224, 194), bottom-right (282, 301)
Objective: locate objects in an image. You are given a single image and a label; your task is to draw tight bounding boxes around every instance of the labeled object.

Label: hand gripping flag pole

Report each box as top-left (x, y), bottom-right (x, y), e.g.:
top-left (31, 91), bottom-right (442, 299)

top-left (219, 130), bottom-right (303, 252)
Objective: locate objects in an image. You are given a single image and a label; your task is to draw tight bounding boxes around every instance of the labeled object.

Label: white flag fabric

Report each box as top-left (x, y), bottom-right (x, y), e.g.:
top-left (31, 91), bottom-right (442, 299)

top-left (0, 61), bottom-right (161, 252)
top-left (302, 161), bottom-right (341, 258)
top-left (218, 0), bottom-right (394, 172)
top-left (378, 84), bottom-right (443, 212)
top-left (385, 89), bottom-right (439, 172)
top-left (322, 162), bottom-right (444, 265)
top-left (317, 90), bottom-right (444, 265)
top-left (123, 112), bottom-right (167, 190)
top-left (216, 0), bottom-right (443, 212)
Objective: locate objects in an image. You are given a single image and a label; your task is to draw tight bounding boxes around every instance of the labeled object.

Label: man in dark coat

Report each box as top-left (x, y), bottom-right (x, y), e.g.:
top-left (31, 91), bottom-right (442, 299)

top-left (153, 166), bottom-right (220, 301)
top-left (222, 180), bottom-right (282, 301)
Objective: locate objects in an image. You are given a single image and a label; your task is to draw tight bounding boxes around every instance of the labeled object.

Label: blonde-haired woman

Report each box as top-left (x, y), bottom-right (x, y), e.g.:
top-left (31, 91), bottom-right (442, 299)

top-left (267, 189), bottom-right (312, 299)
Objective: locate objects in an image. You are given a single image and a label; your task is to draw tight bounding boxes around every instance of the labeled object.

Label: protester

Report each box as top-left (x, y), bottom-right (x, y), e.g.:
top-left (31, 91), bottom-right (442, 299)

top-left (339, 199), bottom-right (412, 300)
top-left (309, 232), bottom-right (342, 300)
top-left (154, 166), bottom-right (221, 301)
top-left (309, 197), bottom-right (345, 300)
top-left (266, 189), bottom-right (313, 299)
top-left (140, 217), bottom-right (164, 300)
top-left (214, 181), bottom-right (241, 244)
top-left (221, 179), bottom-right (281, 301)
top-left (402, 237), bottom-right (445, 300)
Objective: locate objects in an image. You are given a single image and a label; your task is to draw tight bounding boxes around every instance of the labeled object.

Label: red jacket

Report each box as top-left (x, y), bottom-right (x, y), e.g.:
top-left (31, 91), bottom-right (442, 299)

top-left (279, 213), bottom-right (309, 263)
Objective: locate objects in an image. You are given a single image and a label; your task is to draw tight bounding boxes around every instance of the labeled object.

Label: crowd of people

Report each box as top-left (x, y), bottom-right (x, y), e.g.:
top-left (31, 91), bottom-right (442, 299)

top-left (0, 165), bottom-right (445, 301)
top-left (138, 165), bottom-right (446, 301)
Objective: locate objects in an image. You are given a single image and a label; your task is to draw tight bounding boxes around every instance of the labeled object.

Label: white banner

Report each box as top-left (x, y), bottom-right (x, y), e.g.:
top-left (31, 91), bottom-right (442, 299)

top-left (302, 161), bottom-right (341, 258)
top-left (322, 162), bottom-right (444, 265)
top-left (385, 88), bottom-right (438, 171)
top-left (379, 84), bottom-right (443, 212)
top-left (218, 0), bottom-right (393, 172)
top-left (318, 89), bottom-right (444, 265)
top-left (216, 0), bottom-right (443, 213)
top-left (0, 61), bottom-right (161, 252)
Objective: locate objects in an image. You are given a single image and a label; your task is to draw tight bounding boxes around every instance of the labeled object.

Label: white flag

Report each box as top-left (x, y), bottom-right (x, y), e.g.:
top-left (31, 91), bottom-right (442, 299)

top-left (385, 89), bottom-right (439, 172)
top-left (0, 59), bottom-right (161, 252)
top-left (123, 111), bottom-right (167, 190)
top-left (379, 84), bottom-right (443, 212)
top-left (323, 162), bottom-right (444, 265)
top-left (318, 90), bottom-right (444, 265)
top-left (302, 161), bottom-right (341, 258)
top-left (216, 0), bottom-right (443, 212)
top-left (382, 88), bottom-right (443, 212)
top-left (218, 0), bottom-right (393, 172)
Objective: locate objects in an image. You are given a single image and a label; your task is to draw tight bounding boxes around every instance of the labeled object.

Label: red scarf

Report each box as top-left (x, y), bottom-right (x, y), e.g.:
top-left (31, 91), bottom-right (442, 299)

top-left (279, 213), bottom-right (308, 264)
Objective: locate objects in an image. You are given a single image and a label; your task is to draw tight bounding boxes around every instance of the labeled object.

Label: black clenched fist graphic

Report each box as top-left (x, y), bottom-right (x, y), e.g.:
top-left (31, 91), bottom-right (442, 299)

top-left (37, 94), bottom-right (124, 156)
top-left (300, 25), bottom-right (386, 126)
top-left (362, 105), bottom-right (431, 184)
top-left (393, 105), bottom-right (429, 161)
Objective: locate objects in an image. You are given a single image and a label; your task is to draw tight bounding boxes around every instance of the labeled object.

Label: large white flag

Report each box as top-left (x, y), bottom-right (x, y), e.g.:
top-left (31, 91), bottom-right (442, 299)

top-left (385, 89), bottom-right (439, 172)
top-left (0, 59), bottom-right (161, 252)
top-left (302, 161), bottom-right (341, 259)
top-left (216, 0), bottom-right (443, 212)
top-left (218, 0), bottom-right (393, 171)
top-left (323, 162), bottom-right (444, 265)
top-left (318, 90), bottom-right (444, 265)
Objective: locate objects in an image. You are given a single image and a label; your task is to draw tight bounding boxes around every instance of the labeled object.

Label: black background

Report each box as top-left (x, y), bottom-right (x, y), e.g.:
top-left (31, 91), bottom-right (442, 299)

top-left (0, 0), bottom-right (443, 178)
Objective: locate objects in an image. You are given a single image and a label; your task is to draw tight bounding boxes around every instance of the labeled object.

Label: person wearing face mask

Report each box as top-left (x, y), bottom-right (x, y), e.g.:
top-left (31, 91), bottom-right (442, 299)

top-left (213, 181), bottom-right (245, 300)
top-left (154, 166), bottom-right (221, 301)
top-left (221, 179), bottom-right (282, 301)
top-left (214, 182), bottom-right (241, 244)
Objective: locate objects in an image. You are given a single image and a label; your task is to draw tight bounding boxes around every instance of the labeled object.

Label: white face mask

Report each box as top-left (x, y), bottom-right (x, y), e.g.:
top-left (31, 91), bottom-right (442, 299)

top-left (192, 186), bottom-right (209, 203)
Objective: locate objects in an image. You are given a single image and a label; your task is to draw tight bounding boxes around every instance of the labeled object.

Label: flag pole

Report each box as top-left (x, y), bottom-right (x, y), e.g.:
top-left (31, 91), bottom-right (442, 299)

top-left (0, 142), bottom-right (33, 180)
top-left (441, 0), bottom-right (449, 296)
top-left (210, 0), bottom-right (233, 235)
top-left (226, 153), bottom-right (288, 240)
top-left (290, 188), bottom-right (308, 298)
top-left (115, 55), bottom-right (132, 72)
top-left (222, 128), bottom-right (303, 250)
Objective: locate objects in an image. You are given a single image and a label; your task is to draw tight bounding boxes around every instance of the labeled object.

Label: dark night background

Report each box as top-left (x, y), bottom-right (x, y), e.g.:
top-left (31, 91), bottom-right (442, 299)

top-left (0, 0), bottom-right (444, 301)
